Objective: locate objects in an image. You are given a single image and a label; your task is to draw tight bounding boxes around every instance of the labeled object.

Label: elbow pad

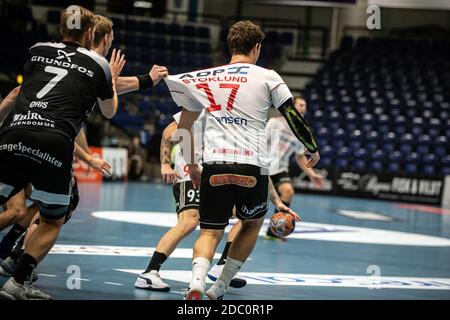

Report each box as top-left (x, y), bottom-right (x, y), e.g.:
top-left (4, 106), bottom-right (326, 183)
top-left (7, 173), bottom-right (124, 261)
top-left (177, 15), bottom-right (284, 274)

top-left (278, 99), bottom-right (318, 153)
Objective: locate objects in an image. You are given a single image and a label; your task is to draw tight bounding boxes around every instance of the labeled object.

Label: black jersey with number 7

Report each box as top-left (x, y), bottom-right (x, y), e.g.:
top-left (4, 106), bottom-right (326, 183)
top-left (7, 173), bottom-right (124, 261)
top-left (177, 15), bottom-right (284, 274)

top-left (3, 41), bottom-right (114, 140)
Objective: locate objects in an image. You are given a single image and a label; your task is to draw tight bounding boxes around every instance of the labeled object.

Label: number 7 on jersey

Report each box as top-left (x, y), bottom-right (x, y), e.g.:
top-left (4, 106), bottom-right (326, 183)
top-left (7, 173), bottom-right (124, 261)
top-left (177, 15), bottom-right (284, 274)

top-left (196, 83), bottom-right (240, 112)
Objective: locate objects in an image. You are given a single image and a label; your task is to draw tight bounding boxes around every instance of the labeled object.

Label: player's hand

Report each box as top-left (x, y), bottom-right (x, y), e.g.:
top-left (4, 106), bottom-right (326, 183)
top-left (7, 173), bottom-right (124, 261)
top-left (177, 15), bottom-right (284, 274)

top-left (88, 157), bottom-right (112, 176)
top-left (149, 65), bottom-right (168, 86)
top-left (189, 164), bottom-right (202, 190)
top-left (305, 150), bottom-right (320, 168)
top-left (275, 200), bottom-right (301, 222)
top-left (161, 164), bottom-right (180, 185)
top-left (109, 48), bottom-right (126, 81)
top-left (309, 171), bottom-right (324, 188)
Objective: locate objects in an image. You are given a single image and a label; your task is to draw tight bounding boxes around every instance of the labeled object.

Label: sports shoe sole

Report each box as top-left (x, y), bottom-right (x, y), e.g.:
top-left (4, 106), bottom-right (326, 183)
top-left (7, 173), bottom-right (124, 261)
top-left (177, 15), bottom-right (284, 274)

top-left (0, 290), bottom-right (16, 300)
top-left (205, 291), bottom-right (224, 300)
top-left (207, 274), bottom-right (247, 289)
top-left (134, 284), bottom-right (171, 292)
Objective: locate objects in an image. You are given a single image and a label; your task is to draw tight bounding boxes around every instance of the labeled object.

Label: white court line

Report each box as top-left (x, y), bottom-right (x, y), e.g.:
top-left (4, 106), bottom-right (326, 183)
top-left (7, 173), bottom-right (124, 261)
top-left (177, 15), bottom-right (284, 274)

top-left (104, 282), bottom-right (124, 286)
top-left (38, 274), bottom-right (57, 278)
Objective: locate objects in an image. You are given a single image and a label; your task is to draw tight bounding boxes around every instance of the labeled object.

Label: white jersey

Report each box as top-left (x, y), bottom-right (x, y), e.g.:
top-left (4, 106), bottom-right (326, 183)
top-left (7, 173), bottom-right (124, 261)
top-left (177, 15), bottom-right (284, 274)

top-left (164, 63), bottom-right (292, 168)
top-left (266, 116), bottom-right (306, 175)
top-left (172, 111), bottom-right (204, 183)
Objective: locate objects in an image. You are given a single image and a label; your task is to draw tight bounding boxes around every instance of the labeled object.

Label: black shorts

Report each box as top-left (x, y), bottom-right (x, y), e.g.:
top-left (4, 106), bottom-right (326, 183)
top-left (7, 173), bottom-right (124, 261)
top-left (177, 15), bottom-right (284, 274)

top-left (173, 180), bottom-right (200, 214)
top-left (0, 129), bottom-right (74, 220)
top-left (63, 177), bottom-right (79, 224)
top-left (199, 163), bottom-right (269, 229)
top-left (270, 171), bottom-right (292, 188)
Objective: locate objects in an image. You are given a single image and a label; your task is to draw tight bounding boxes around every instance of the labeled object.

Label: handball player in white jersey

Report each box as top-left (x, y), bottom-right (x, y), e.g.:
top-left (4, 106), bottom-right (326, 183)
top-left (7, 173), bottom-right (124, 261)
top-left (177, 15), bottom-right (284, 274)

top-left (265, 95), bottom-right (324, 241)
top-left (134, 111), bottom-right (247, 291)
top-left (165, 20), bottom-right (319, 300)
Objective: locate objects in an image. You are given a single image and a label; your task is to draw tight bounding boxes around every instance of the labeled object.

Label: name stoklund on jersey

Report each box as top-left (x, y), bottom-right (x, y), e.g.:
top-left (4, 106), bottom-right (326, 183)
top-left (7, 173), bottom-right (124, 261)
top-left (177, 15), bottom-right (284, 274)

top-left (10, 111), bottom-right (55, 128)
top-left (31, 55), bottom-right (95, 77)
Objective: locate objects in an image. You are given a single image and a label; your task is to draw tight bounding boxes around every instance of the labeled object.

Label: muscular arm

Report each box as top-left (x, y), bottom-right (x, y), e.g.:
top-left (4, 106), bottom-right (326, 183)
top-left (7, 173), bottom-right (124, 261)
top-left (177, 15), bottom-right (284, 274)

top-left (116, 76), bottom-right (140, 95)
top-left (278, 99), bottom-right (318, 153)
top-left (75, 128), bottom-right (90, 154)
top-left (74, 143), bottom-right (92, 163)
top-left (268, 177), bottom-right (282, 206)
top-left (295, 154), bottom-right (315, 176)
top-left (160, 121), bottom-right (178, 165)
top-left (0, 86), bottom-right (20, 122)
top-left (97, 79), bottom-right (118, 119)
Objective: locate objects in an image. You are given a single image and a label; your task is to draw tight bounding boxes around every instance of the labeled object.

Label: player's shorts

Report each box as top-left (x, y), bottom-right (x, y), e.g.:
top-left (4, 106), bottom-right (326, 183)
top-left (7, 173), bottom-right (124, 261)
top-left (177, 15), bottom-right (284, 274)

top-left (199, 163), bottom-right (269, 229)
top-left (0, 129), bottom-right (75, 220)
top-left (172, 180), bottom-right (200, 214)
top-left (270, 171), bottom-right (292, 188)
top-left (63, 177), bottom-right (79, 224)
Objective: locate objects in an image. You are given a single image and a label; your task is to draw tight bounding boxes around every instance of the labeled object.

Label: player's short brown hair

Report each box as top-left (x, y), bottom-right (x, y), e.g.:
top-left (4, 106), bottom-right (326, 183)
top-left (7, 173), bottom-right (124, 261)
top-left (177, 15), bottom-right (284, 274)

top-left (227, 20), bottom-right (265, 56)
top-left (293, 95), bottom-right (305, 103)
top-left (94, 15), bottom-right (114, 46)
top-left (60, 5), bottom-right (95, 41)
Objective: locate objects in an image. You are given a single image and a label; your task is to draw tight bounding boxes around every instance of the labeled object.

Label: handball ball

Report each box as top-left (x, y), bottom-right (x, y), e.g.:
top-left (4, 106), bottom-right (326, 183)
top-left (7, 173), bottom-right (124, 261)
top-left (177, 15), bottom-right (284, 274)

top-left (269, 212), bottom-right (296, 238)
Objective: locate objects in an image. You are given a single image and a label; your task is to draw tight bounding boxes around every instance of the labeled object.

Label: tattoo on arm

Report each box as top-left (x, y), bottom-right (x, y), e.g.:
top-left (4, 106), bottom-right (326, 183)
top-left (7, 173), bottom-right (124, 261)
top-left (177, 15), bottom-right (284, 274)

top-left (160, 136), bottom-right (175, 165)
top-left (268, 177), bottom-right (281, 206)
top-left (160, 122), bottom-right (178, 165)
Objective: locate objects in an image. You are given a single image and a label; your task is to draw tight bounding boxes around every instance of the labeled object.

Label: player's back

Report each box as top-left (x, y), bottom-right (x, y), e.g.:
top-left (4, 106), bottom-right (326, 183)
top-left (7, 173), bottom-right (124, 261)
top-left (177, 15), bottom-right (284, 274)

top-left (167, 62), bottom-right (292, 169)
top-left (4, 41), bottom-right (113, 140)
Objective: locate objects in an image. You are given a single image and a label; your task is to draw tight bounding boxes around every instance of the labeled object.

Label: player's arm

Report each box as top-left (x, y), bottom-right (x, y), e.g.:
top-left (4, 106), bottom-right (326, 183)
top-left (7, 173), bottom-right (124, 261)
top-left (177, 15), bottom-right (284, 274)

top-left (177, 108), bottom-right (202, 188)
top-left (295, 154), bottom-right (324, 188)
top-left (116, 65), bottom-right (169, 95)
top-left (0, 86), bottom-right (20, 122)
top-left (278, 98), bottom-right (320, 167)
top-left (75, 128), bottom-right (90, 154)
top-left (109, 49), bottom-right (168, 95)
top-left (160, 121), bottom-right (180, 184)
top-left (269, 177), bottom-right (301, 222)
top-left (73, 143), bottom-right (111, 176)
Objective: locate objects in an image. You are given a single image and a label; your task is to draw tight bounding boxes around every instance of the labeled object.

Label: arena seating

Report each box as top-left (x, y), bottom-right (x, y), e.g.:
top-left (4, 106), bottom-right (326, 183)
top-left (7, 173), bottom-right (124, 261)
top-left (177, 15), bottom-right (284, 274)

top-left (303, 36), bottom-right (450, 176)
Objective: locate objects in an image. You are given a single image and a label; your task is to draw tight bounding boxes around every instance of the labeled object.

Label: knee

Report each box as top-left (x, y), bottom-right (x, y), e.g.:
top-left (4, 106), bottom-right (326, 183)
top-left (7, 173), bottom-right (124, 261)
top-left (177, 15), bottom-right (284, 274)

top-left (8, 202), bottom-right (27, 220)
top-left (241, 218), bottom-right (263, 231)
top-left (178, 211), bottom-right (199, 234)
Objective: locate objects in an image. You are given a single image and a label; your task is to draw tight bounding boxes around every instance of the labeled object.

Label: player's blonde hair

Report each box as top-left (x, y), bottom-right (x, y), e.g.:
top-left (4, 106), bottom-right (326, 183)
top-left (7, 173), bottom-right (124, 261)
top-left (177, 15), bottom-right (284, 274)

top-left (93, 15), bottom-right (114, 46)
top-left (60, 5), bottom-right (95, 41)
top-left (227, 20), bottom-right (265, 56)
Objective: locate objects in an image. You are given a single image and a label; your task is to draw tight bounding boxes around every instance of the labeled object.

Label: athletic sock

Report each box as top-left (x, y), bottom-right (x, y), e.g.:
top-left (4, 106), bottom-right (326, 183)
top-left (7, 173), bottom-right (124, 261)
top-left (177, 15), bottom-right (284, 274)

top-left (144, 251), bottom-right (167, 273)
top-left (217, 242), bottom-right (232, 265)
top-left (13, 253), bottom-right (37, 285)
top-left (0, 224), bottom-right (26, 259)
top-left (218, 257), bottom-right (243, 289)
top-left (191, 257), bottom-right (210, 285)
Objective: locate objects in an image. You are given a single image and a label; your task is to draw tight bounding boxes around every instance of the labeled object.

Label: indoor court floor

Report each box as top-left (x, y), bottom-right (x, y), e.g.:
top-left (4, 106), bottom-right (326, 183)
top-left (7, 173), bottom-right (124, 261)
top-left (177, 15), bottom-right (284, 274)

top-left (1, 182), bottom-right (449, 300)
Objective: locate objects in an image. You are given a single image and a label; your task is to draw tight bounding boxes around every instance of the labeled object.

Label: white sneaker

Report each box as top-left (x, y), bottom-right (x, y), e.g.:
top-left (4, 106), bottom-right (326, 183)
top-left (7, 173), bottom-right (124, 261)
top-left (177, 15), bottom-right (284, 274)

top-left (205, 280), bottom-right (227, 300)
top-left (0, 278), bottom-right (51, 300)
top-left (134, 270), bottom-right (170, 292)
top-left (185, 277), bottom-right (205, 300)
top-left (207, 263), bottom-right (247, 289)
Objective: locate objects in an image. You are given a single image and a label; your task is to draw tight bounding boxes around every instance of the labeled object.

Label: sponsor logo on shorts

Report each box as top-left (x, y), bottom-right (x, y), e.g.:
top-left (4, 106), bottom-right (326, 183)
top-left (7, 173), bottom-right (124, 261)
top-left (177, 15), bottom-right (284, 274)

top-left (0, 142), bottom-right (63, 167)
top-left (209, 174), bottom-right (257, 188)
top-left (240, 202), bottom-right (268, 217)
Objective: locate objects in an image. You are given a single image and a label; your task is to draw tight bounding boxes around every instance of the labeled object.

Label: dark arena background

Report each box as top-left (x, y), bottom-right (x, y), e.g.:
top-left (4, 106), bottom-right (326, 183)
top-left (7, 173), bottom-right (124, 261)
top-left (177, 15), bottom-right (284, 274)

top-left (0, 0), bottom-right (450, 306)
